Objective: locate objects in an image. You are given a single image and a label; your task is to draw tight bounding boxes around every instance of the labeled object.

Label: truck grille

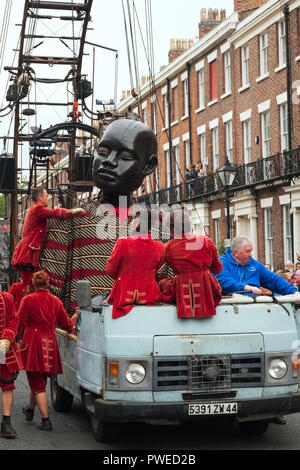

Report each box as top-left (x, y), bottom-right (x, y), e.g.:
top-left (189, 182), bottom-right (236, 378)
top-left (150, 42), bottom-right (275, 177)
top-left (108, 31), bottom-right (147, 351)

top-left (188, 355), bottom-right (231, 392)
top-left (153, 354), bottom-right (264, 392)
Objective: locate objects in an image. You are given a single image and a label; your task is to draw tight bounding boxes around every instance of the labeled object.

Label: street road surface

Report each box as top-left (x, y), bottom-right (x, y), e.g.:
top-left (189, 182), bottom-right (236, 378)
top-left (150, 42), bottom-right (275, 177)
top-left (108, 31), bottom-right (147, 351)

top-left (1, 371), bottom-right (300, 451)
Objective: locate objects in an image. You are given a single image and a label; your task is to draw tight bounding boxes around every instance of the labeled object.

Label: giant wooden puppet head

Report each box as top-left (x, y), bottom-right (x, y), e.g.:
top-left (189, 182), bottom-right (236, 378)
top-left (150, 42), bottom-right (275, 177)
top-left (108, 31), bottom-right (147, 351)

top-left (93, 119), bottom-right (158, 195)
top-left (41, 120), bottom-right (158, 315)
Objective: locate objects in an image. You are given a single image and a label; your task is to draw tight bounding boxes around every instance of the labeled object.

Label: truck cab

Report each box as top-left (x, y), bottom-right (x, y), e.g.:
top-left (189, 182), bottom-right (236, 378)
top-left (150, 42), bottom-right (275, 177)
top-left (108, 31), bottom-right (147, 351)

top-left (51, 283), bottom-right (300, 442)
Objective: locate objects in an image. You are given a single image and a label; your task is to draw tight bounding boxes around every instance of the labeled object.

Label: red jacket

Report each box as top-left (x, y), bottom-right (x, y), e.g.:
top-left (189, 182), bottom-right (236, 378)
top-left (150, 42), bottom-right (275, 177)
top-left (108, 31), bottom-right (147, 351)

top-left (11, 203), bottom-right (69, 271)
top-left (16, 289), bottom-right (74, 374)
top-left (0, 292), bottom-right (23, 374)
top-left (106, 235), bottom-right (166, 318)
top-left (159, 234), bottom-right (223, 318)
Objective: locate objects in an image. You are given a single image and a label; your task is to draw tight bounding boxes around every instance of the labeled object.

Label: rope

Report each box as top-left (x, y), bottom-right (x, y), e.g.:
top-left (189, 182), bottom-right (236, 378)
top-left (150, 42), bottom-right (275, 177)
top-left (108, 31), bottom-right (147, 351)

top-left (121, 0), bottom-right (134, 92)
top-left (130, 1), bottom-right (140, 92)
top-left (125, 1), bottom-right (208, 236)
top-left (0, 0), bottom-right (12, 77)
top-left (0, 1), bottom-right (19, 112)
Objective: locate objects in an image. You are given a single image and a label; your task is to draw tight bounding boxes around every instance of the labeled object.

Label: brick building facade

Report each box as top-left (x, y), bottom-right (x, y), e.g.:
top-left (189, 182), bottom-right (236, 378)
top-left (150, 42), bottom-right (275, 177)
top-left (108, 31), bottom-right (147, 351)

top-left (117, 0), bottom-right (300, 270)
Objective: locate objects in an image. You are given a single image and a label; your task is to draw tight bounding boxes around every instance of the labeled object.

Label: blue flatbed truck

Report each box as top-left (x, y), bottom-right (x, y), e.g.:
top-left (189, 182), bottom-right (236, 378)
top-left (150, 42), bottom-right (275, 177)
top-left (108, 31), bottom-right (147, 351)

top-left (51, 283), bottom-right (300, 442)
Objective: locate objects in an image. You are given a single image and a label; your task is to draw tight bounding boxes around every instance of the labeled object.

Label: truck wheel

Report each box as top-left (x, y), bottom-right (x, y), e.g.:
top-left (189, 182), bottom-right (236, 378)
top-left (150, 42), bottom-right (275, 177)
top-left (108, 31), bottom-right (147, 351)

top-left (239, 419), bottom-right (270, 436)
top-left (50, 375), bottom-right (73, 412)
top-left (89, 414), bottom-right (119, 443)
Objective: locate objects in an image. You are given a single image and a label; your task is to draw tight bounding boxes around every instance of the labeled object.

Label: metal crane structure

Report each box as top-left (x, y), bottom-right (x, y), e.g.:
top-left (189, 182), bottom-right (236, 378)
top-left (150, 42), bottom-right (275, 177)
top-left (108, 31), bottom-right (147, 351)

top-left (0, 0), bottom-right (121, 281)
top-left (0, 0), bottom-right (166, 286)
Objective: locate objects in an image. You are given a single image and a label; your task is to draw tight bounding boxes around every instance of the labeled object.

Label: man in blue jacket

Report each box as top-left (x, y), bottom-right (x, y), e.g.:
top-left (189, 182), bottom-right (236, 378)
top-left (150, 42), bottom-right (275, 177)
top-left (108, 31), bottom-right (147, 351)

top-left (215, 235), bottom-right (298, 297)
top-left (216, 235), bottom-right (299, 426)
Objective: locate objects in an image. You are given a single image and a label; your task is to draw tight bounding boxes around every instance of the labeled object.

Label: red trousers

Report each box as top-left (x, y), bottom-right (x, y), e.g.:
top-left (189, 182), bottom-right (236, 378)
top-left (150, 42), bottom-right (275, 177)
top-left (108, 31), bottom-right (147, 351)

top-left (26, 371), bottom-right (48, 394)
top-left (0, 368), bottom-right (17, 392)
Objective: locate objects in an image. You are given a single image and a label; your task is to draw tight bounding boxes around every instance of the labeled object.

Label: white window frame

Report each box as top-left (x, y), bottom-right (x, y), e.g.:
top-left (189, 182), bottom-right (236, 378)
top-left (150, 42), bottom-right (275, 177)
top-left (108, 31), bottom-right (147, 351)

top-left (241, 45), bottom-right (250, 87)
top-left (165, 149), bottom-right (171, 187)
top-left (261, 111), bottom-right (270, 158)
top-left (212, 127), bottom-right (219, 171)
top-left (278, 21), bottom-right (286, 67)
top-left (280, 103), bottom-right (288, 152)
top-left (163, 93), bottom-right (169, 128)
top-left (198, 68), bottom-right (205, 109)
top-left (151, 100), bottom-right (157, 135)
top-left (143, 107), bottom-right (148, 126)
top-left (173, 143), bottom-right (181, 185)
top-left (146, 175), bottom-right (150, 193)
top-left (230, 215), bottom-right (236, 241)
top-left (214, 219), bottom-right (221, 246)
top-left (225, 120), bottom-right (233, 162)
top-left (259, 33), bottom-right (269, 76)
top-left (264, 208), bottom-right (273, 268)
top-left (185, 139), bottom-right (191, 168)
top-left (170, 79), bottom-right (179, 124)
top-left (283, 204), bottom-right (293, 264)
top-left (243, 119), bottom-right (252, 164)
top-left (154, 167), bottom-right (159, 192)
top-left (224, 50), bottom-right (231, 94)
top-left (183, 79), bottom-right (189, 117)
top-left (200, 133), bottom-right (206, 169)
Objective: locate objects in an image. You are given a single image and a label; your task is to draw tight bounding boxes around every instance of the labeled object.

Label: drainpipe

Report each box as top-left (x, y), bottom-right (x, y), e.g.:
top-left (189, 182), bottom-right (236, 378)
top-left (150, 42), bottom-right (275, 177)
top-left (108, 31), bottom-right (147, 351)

top-left (167, 78), bottom-right (173, 185)
top-left (284, 5), bottom-right (294, 260)
top-left (187, 62), bottom-right (193, 163)
top-left (284, 5), bottom-right (292, 151)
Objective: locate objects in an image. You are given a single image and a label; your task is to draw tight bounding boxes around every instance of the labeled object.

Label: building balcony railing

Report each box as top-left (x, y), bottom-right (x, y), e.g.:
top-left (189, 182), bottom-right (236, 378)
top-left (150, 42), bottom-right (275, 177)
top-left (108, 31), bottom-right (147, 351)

top-left (137, 147), bottom-right (300, 205)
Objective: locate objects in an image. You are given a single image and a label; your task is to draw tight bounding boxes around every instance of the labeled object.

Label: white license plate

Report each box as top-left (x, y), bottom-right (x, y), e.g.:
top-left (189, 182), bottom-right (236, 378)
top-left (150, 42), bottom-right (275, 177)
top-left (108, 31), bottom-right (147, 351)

top-left (188, 403), bottom-right (238, 416)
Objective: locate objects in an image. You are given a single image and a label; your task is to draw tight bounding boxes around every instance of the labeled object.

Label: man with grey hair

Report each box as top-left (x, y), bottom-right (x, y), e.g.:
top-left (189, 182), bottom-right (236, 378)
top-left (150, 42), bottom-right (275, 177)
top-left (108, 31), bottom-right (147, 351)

top-left (216, 237), bottom-right (299, 427)
top-left (215, 235), bottom-right (298, 297)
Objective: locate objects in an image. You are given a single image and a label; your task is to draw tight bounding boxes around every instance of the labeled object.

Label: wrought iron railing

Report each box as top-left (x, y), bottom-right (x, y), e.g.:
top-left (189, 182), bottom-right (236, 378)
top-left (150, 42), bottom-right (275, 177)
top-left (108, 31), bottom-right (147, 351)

top-left (137, 147), bottom-right (300, 205)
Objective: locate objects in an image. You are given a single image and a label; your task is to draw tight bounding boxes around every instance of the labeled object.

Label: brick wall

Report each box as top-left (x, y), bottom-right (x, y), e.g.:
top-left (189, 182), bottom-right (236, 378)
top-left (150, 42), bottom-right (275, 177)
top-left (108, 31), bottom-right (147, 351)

top-left (234, 0), bottom-right (268, 15)
top-left (125, 2), bottom-right (300, 267)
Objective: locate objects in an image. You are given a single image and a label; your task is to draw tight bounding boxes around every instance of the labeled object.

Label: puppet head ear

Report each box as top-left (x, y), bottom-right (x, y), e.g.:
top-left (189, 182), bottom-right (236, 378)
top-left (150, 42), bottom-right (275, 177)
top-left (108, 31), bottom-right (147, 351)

top-left (141, 154), bottom-right (157, 177)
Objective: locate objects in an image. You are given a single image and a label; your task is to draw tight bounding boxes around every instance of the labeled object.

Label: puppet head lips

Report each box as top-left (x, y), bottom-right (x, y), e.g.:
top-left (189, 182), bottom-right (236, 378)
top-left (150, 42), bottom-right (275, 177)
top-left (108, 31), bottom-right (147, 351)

top-left (96, 169), bottom-right (118, 180)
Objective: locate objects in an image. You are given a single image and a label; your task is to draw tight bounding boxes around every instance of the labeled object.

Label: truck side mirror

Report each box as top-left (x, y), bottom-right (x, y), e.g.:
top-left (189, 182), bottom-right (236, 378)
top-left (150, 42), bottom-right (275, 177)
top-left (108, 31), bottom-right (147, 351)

top-left (76, 280), bottom-right (91, 309)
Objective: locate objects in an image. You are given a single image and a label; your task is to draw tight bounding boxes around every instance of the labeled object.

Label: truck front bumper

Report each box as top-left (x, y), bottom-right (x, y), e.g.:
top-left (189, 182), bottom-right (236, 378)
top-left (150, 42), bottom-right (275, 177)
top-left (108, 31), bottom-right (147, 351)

top-left (94, 392), bottom-right (300, 423)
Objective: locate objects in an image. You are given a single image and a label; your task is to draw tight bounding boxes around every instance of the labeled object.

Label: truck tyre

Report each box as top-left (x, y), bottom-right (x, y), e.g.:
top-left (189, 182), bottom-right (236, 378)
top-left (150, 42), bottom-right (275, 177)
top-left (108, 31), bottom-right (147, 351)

top-left (238, 419), bottom-right (270, 436)
top-left (89, 414), bottom-right (119, 443)
top-left (50, 375), bottom-right (73, 412)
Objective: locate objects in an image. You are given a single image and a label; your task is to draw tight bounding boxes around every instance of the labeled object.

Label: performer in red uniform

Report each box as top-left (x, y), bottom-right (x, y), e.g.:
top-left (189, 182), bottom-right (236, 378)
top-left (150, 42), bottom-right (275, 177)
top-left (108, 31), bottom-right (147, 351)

top-left (0, 291), bottom-right (23, 439)
top-left (8, 274), bottom-right (33, 311)
top-left (16, 270), bottom-right (74, 431)
top-left (159, 210), bottom-right (223, 318)
top-left (106, 210), bottom-right (166, 318)
top-left (11, 187), bottom-right (85, 288)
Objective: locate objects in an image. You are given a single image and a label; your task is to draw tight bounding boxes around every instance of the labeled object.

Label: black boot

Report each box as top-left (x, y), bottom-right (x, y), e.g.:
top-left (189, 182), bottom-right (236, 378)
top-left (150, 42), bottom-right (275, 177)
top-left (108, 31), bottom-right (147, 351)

top-left (37, 417), bottom-right (52, 431)
top-left (22, 405), bottom-right (34, 422)
top-left (0, 418), bottom-right (17, 439)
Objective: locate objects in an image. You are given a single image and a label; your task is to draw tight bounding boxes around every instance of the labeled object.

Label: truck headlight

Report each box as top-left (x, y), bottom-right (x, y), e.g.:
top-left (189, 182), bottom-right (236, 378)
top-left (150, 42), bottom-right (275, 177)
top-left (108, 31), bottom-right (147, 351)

top-left (125, 363), bottom-right (146, 384)
top-left (269, 359), bottom-right (287, 379)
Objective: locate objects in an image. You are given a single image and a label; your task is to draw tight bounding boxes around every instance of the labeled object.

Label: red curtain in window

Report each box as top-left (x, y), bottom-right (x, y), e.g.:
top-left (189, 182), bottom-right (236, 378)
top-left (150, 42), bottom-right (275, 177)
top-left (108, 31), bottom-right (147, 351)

top-left (210, 61), bottom-right (217, 101)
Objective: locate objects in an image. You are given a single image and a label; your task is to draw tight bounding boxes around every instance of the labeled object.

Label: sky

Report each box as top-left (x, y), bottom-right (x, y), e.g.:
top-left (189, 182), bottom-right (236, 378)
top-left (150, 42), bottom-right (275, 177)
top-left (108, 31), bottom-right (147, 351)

top-left (88, 0), bottom-right (234, 100)
top-left (0, 0), bottom-right (234, 168)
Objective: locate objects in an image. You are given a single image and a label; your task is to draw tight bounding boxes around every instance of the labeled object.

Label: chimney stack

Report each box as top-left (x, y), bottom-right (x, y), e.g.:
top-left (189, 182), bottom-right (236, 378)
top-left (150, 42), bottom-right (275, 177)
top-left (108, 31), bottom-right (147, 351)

top-left (198, 8), bottom-right (226, 39)
top-left (141, 75), bottom-right (151, 86)
top-left (168, 38), bottom-right (194, 63)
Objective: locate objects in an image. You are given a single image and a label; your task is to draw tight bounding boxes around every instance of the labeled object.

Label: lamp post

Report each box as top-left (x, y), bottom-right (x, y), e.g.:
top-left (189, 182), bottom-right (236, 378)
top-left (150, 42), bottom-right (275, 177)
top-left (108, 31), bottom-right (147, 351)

top-left (217, 157), bottom-right (237, 247)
